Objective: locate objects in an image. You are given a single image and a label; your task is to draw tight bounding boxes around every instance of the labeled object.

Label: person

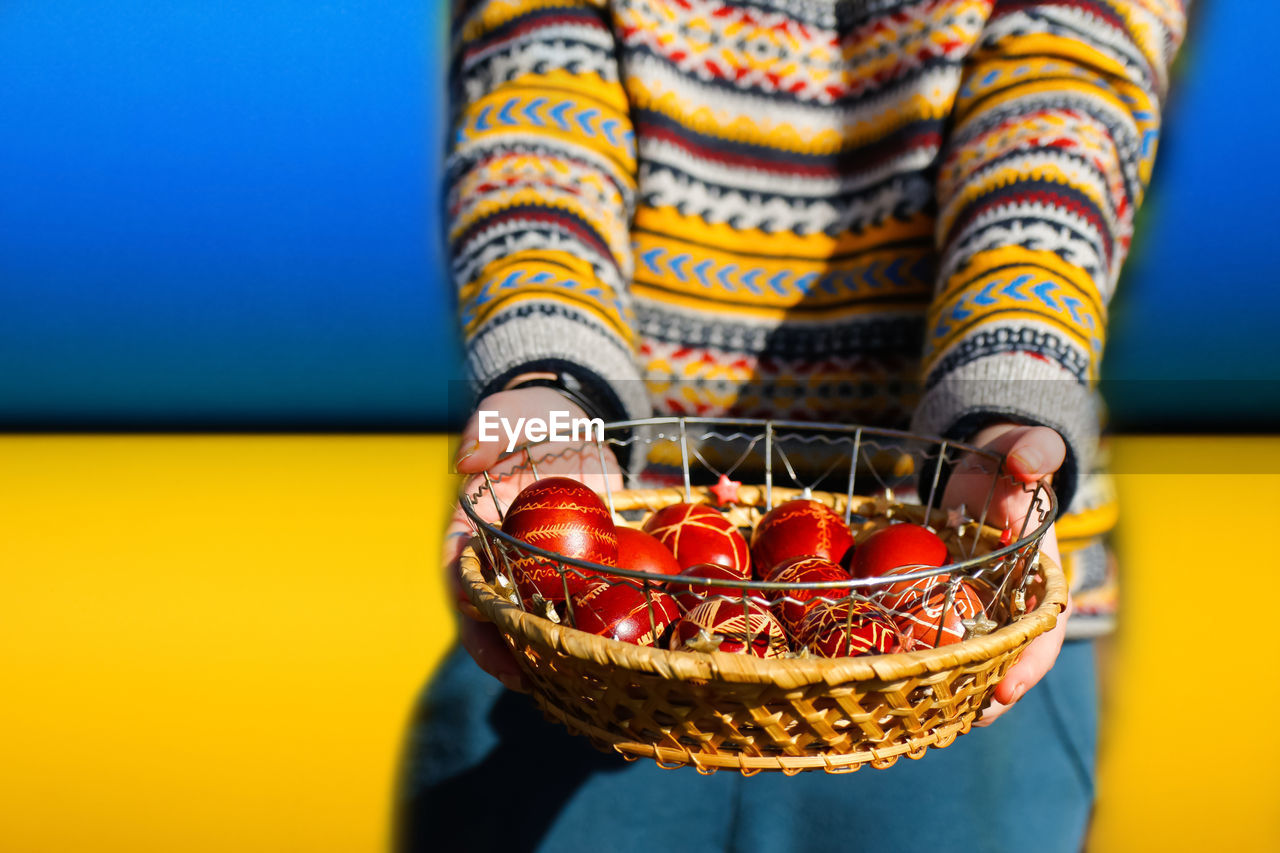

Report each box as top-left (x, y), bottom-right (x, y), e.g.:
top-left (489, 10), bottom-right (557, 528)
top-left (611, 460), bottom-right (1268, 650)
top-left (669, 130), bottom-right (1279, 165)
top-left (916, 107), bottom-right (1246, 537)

top-left (401, 2), bottom-right (1185, 850)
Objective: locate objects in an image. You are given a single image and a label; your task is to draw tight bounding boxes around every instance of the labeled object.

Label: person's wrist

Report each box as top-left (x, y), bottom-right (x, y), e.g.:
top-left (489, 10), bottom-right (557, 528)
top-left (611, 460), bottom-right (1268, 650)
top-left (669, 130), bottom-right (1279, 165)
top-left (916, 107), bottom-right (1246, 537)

top-left (501, 371), bottom-right (558, 391)
top-left (501, 372), bottom-right (614, 424)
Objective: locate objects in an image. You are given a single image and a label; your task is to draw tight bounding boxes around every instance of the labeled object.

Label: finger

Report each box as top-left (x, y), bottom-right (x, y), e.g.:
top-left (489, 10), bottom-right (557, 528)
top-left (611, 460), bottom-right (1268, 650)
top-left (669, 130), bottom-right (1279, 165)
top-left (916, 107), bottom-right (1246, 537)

top-left (460, 618), bottom-right (531, 693)
top-left (454, 412), bottom-right (507, 475)
top-left (973, 697), bottom-right (1011, 727)
top-left (993, 631), bottom-right (1056, 705)
top-left (985, 593), bottom-right (1071, 718)
top-left (974, 530), bottom-right (1064, 728)
top-left (450, 562), bottom-right (485, 621)
top-left (975, 632), bottom-right (1056, 728)
top-left (454, 389), bottom-right (535, 473)
top-left (443, 533), bottom-right (488, 621)
top-left (1004, 426), bottom-right (1066, 484)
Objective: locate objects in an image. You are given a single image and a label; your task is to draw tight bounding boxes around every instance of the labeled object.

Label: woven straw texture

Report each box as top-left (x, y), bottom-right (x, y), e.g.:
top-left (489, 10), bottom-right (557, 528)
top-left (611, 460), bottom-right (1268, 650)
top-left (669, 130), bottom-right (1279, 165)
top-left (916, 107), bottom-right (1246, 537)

top-left (461, 486), bottom-right (1066, 775)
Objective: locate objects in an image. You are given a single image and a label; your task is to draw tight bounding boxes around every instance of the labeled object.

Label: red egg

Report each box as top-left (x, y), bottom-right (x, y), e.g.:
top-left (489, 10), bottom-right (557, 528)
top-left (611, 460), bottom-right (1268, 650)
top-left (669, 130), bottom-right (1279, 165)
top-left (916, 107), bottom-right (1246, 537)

top-left (798, 600), bottom-right (901, 658)
top-left (764, 556), bottom-right (853, 634)
top-left (750, 499), bottom-right (855, 577)
top-left (642, 503), bottom-right (751, 577)
top-left (670, 598), bottom-right (789, 658)
top-left (875, 567), bottom-right (987, 649)
top-left (669, 563), bottom-right (769, 613)
top-left (851, 523), bottom-right (949, 579)
top-left (614, 526), bottom-right (681, 577)
top-left (569, 582), bottom-right (679, 647)
top-left (500, 477), bottom-right (618, 602)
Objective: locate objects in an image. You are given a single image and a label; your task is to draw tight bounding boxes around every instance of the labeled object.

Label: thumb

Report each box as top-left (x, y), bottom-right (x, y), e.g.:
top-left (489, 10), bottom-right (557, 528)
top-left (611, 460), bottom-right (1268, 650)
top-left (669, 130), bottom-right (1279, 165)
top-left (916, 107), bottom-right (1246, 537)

top-left (454, 402), bottom-right (508, 475)
top-left (965, 424), bottom-right (1066, 483)
top-left (454, 387), bottom-right (584, 474)
top-left (944, 424), bottom-right (1065, 520)
top-left (1002, 426), bottom-right (1066, 484)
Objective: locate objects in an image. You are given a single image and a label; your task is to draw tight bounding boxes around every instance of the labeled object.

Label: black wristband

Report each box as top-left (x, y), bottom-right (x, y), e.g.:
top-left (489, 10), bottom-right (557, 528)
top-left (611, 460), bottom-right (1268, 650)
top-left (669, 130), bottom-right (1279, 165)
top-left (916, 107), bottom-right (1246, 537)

top-left (505, 374), bottom-right (613, 424)
top-left (479, 359), bottom-right (631, 425)
top-left (503, 371), bottom-right (635, 471)
top-left (477, 360), bottom-right (639, 470)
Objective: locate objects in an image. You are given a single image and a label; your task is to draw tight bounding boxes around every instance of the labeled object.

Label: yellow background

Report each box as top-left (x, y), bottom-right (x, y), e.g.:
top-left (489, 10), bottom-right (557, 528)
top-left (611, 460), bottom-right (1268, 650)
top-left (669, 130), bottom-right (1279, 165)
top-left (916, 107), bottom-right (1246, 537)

top-left (2, 436), bottom-right (1278, 851)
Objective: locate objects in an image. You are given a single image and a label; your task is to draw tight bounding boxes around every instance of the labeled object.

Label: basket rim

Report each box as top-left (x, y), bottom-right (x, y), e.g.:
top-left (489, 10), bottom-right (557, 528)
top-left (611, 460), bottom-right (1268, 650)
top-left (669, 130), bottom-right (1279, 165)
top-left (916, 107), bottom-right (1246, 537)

top-left (460, 544), bottom-right (1067, 690)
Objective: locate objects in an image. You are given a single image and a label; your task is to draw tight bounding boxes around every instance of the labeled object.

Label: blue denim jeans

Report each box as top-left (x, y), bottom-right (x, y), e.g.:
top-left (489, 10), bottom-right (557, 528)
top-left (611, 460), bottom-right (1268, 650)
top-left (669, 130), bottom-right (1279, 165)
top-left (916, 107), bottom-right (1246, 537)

top-left (399, 640), bottom-right (1097, 853)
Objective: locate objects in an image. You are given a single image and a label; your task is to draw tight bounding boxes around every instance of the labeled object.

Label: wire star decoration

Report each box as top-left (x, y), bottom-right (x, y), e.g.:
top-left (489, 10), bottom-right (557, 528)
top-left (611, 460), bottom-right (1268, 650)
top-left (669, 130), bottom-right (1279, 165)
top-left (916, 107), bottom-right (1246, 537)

top-left (961, 614), bottom-right (998, 640)
top-left (946, 504), bottom-right (968, 529)
top-left (683, 628), bottom-right (725, 654)
top-left (709, 473), bottom-right (742, 506)
top-left (493, 571), bottom-right (520, 605)
top-left (529, 593), bottom-right (560, 623)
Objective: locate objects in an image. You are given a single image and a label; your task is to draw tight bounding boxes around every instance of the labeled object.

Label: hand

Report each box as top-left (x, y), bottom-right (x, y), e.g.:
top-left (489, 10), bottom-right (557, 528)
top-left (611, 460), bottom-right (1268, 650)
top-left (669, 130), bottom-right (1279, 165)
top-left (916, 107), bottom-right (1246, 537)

top-left (445, 385), bottom-right (624, 692)
top-left (941, 423), bottom-right (1070, 726)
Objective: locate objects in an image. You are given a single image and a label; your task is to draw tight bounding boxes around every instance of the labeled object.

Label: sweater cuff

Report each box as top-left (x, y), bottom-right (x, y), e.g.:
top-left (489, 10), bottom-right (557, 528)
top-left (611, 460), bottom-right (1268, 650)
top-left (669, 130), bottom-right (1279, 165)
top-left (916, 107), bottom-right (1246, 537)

top-left (910, 353), bottom-right (1097, 511)
top-left (466, 308), bottom-right (651, 423)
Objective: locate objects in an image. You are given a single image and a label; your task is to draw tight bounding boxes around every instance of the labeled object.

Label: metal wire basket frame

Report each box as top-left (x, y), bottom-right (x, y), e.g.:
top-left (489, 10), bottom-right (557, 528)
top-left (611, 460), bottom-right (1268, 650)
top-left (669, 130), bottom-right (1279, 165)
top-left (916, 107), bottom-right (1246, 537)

top-left (460, 417), bottom-right (1057, 644)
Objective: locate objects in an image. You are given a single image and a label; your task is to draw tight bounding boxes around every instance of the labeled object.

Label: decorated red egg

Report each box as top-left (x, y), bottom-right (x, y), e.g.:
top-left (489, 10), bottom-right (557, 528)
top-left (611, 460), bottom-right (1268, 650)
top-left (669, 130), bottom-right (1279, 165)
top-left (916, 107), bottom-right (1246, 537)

top-left (642, 503), bottom-right (751, 577)
top-left (614, 526), bottom-right (681, 577)
top-left (669, 598), bottom-right (789, 658)
top-left (797, 600), bottom-right (901, 658)
top-left (500, 476), bottom-right (618, 601)
top-left (569, 581), bottom-right (679, 646)
top-left (669, 563), bottom-right (768, 613)
top-left (875, 567), bottom-right (986, 649)
top-left (851, 523), bottom-right (948, 579)
top-left (750, 499), bottom-right (855, 577)
top-left (763, 556), bottom-right (853, 634)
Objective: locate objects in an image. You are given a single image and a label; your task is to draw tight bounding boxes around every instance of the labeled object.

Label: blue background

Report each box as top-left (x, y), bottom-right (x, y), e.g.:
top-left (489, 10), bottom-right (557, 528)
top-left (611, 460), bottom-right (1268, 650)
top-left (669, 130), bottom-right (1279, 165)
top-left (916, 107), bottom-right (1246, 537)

top-left (0, 2), bottom-right (1274, 429)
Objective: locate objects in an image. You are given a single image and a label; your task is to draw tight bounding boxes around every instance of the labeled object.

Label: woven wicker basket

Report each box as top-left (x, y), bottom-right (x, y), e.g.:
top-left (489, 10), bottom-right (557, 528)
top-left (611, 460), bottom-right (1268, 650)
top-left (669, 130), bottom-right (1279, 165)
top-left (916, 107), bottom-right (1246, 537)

top-left (460, 477), bottom-right (1066, 775)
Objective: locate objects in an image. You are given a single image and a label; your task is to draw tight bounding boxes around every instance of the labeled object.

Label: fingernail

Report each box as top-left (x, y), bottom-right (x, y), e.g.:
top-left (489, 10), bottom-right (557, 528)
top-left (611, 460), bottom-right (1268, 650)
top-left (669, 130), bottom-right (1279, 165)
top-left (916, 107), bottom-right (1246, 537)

top-left (1009, 681), bottom-right (1027, 704)
top-left (454, 440), bottom-right (480, 471)
top-left (1009, 449), bottom-right (1041, 476)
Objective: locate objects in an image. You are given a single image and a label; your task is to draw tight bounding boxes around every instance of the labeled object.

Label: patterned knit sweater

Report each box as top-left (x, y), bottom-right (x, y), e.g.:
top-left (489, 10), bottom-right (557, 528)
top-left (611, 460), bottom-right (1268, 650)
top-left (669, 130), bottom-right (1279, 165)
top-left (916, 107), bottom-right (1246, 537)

top-left (447, 0), bottom-right (1185, 632)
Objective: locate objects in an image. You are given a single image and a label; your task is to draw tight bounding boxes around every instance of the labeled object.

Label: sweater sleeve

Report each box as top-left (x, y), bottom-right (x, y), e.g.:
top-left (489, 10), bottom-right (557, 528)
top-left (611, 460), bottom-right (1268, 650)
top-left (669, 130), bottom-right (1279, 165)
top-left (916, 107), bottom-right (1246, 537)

top-left (448, 0), bottom-right (650, 421)
top-left (911, 0), bottom-right (1186, 507)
